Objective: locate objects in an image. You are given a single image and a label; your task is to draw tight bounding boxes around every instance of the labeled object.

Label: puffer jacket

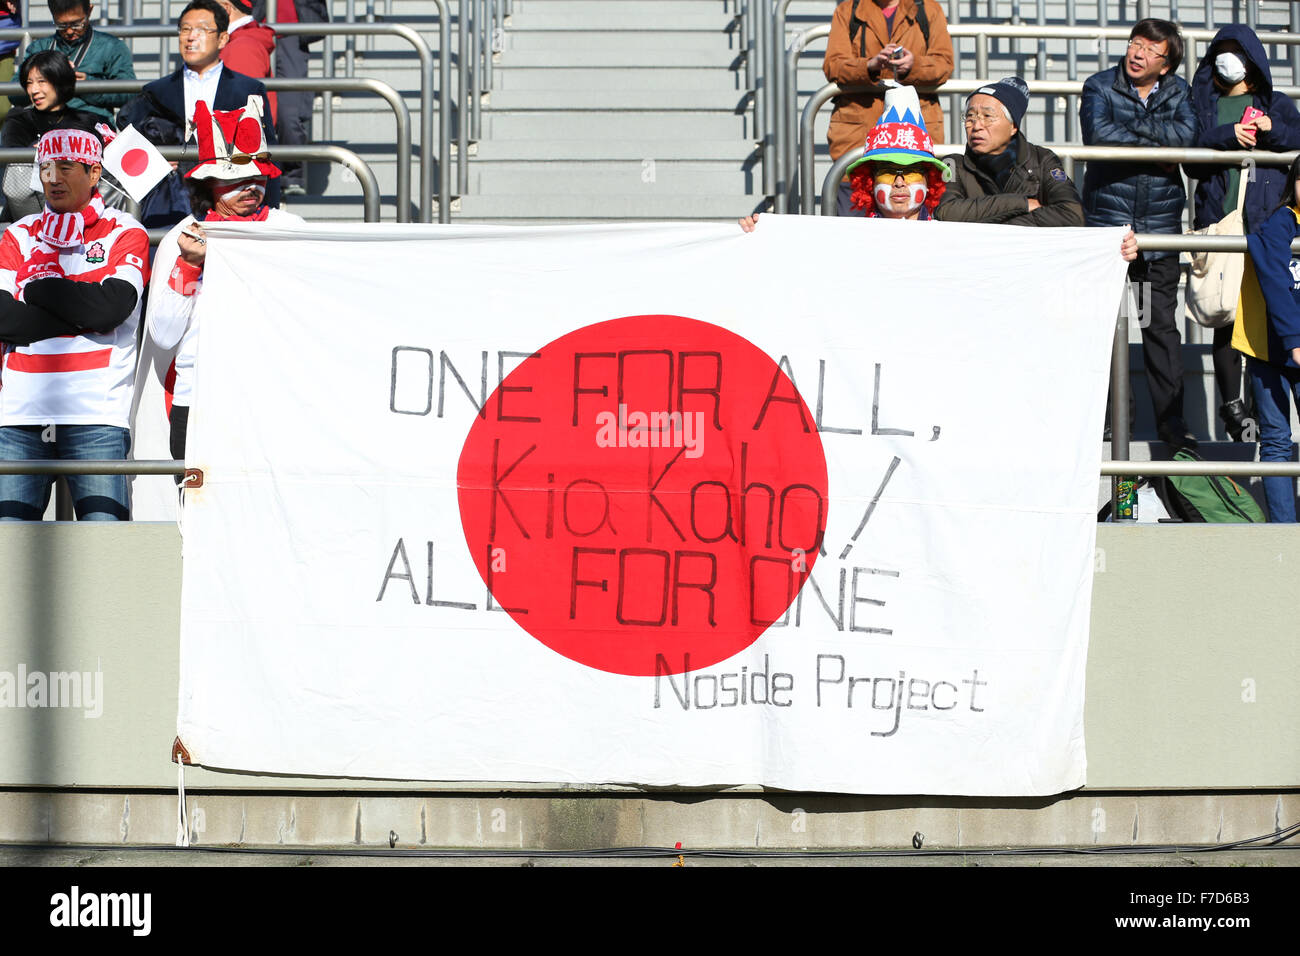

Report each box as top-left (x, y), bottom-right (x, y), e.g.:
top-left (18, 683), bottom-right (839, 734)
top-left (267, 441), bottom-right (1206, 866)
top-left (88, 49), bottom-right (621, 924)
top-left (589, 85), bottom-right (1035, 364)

top-left (1186, 25), bottom-right (1300, 231)
top-left (822, 0), bottom-right (953, 160)
top-left (935, 132), bottom-right (1084, 226)
top-left (1080, 66), bottom-right (1196, 257)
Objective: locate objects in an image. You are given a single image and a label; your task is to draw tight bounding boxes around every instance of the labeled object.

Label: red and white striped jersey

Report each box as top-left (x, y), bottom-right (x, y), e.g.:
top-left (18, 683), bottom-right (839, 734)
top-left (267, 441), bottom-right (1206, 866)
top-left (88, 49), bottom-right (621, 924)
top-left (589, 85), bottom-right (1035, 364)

top-left (0, 204), bottom-right (149, 427)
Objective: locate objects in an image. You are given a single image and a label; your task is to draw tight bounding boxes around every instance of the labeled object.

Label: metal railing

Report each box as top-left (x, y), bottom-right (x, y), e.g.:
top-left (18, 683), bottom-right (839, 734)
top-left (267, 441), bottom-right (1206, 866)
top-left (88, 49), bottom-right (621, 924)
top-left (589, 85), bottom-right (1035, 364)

top-left (0, 143), bottom-right (382, 222)
top-left (0, 75), bottom-right (401, 219)
top-left (801, 80), bottom-right (1300, 214)
top-left (777, 19), bottom-right (1300, 213)
top-left (0, 19), bottom-right (450, 223)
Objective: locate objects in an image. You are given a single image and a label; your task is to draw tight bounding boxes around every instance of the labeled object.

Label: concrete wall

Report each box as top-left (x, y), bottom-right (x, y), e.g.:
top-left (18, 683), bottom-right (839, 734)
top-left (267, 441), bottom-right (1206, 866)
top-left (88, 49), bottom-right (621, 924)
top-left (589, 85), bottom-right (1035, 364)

top-left (1, 523), bottom-right (1297, 791)
top-left (0, 523), bottom-right (1296, 848)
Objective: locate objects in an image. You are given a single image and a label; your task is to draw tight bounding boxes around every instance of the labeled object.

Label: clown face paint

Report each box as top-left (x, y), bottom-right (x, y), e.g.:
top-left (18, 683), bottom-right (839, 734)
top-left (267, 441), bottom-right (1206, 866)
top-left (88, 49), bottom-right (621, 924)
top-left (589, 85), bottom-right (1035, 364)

top-left (871, 168), bottom-right (928, 218)
top-left (212, 177), bottom-right (268, 218)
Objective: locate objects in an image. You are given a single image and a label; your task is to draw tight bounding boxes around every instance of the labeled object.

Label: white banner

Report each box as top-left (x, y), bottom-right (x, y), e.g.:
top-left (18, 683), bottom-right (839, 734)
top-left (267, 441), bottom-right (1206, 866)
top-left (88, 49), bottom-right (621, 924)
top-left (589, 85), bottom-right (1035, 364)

top-left (175, 216), bottom-right (1127, 795)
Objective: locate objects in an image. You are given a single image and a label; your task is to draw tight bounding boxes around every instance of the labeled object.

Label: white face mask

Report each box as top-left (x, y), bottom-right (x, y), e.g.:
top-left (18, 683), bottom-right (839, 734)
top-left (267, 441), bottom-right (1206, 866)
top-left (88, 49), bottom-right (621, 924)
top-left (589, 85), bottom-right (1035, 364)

top-left (1215, 52), bottom-right (1248, 84)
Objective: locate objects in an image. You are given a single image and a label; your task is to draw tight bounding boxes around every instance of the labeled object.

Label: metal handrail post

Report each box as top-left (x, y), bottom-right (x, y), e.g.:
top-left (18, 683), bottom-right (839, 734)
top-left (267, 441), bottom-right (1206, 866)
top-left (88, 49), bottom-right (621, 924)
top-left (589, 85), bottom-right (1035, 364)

top-left (345, 0), bottom-right (356, 77)
top-left (1293, 4), bottom-right (1300, 89)
top-left (756, 0), bottom-right (769, 197)
top-left (123, 0), bottom-right (133, 27)
top-left (483, 0), bottom-right (493, 93)
top-left (818, 148), bottom-right (855, 214)
top-left (1247, 0), bottom-right (1257, 31)
top-left (459, 2), bottom-right (470, 197)
top-left (159, 0), bottom-right (170, 78)
top-left (975, 33), bottom-right (987, 78)
top-left (741, 0), bottom-right (753, 91)
top-left (1109, 295), bottom-right (1130, 514)
top-left (322, 33), bottom-right (334, 141)
top-left (801, 82), bottom-right (839, 214)
top-left (1136, 0), bottom-right (1150, 20)
top-left (786, 24), bottom-right (831, 213)
top-left (471, 0), bottom-right (482, 142)
top-left (774, 0), bottom-right (796, 213)
top-left (264, 78), bottom-right (412, 222)
top-left (1097, 2), bottom-right (1108, 72)
top-left (1204, 0), bottom-right (1213, 30)
top-left (1066, 0), bottom-right (1077, 143)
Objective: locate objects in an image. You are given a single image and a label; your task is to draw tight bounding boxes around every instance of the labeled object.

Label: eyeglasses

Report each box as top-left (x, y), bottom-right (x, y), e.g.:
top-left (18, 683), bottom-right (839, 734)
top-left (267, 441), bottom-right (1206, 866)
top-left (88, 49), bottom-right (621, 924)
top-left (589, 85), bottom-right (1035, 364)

top-left (871, 167), bottom-right (926, 184)
top-left (1127, 39), bottom-right (1169, 60)
top-left (54, 17), bottom-right (88, 33)
top-left (178, 25), bottom-right (220, 37)
top-left (963, 109), bottom-right (1003, 128)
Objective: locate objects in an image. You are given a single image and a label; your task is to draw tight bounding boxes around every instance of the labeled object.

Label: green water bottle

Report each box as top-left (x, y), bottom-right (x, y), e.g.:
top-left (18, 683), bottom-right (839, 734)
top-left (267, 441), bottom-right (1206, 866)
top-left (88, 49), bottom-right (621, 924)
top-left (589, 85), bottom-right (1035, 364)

top-left (1115, 478), bottom-right (1138, 521)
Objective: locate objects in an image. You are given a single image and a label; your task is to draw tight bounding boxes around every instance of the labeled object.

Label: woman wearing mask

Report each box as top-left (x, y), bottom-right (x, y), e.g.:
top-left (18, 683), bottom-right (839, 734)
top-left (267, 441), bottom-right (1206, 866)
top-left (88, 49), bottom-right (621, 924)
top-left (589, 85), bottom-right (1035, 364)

top-left (1189, 26), bottom-right (1300, 440)
top-left (0, 50), bottom-right (100, 219)
top-left (1234, 156), bottom-right (1300, 521)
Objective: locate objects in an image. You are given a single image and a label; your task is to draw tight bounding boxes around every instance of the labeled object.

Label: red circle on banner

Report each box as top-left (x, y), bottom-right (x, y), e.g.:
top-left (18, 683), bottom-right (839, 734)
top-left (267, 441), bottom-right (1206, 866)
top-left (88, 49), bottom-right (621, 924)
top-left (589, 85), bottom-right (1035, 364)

top-left (457, 315), bottom-right (829, 677)
top-left (121, 148), bottom-right (150, 177)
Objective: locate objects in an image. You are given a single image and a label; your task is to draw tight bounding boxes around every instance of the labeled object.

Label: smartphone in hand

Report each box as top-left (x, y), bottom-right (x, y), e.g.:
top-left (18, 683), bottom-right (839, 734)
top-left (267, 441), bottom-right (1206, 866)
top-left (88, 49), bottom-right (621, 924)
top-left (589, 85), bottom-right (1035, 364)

top-left (1242, 106), bottom-right (1265, 125)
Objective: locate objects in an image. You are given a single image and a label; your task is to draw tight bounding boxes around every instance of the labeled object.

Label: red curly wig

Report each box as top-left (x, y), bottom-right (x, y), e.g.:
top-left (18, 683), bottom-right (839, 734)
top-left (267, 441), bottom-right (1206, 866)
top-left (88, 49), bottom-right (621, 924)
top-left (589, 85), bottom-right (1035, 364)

top-left (849, 163), bottom-right (947, 217)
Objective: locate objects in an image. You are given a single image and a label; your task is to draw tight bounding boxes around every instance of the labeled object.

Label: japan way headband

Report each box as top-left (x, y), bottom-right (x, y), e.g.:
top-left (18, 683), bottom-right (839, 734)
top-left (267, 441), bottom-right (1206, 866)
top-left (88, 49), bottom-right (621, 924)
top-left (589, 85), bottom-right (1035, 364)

top-left (36, 128), bottom-right (103, 166)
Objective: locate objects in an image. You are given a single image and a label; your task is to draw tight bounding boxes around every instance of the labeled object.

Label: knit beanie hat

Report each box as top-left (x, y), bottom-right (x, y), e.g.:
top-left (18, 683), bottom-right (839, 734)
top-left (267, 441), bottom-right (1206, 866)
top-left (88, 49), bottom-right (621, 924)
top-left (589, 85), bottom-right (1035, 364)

top-left (967, 76), bottom-right (1030, 129)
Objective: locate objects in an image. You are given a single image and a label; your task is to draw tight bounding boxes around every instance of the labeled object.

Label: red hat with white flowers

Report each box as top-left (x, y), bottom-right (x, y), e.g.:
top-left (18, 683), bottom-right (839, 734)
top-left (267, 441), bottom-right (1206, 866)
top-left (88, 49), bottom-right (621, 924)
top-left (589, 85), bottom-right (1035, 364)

top-left (186, 96), bottom-right (281, 181)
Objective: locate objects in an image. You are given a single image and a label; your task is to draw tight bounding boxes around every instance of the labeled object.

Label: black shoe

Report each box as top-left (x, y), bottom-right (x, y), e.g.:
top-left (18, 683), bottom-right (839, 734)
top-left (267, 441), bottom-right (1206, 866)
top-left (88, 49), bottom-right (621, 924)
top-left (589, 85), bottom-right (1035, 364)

top-left (1157, 416), bottom-right (1198, 450)
top-left (1219, 398), bottom-right (1250, 442)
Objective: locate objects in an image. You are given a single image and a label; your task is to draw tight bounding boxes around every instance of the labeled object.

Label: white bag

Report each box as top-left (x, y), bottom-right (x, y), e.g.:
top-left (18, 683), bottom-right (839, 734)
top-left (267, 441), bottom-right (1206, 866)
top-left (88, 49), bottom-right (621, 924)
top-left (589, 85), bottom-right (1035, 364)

top-left (1185, 169), bottom-right (1249, 329)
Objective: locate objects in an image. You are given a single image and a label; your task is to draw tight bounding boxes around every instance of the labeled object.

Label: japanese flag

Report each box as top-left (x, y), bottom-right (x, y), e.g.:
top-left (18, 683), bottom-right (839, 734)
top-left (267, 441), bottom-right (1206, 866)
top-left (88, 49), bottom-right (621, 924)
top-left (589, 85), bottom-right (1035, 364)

top-left (102, 125), bottom-right (171, 203)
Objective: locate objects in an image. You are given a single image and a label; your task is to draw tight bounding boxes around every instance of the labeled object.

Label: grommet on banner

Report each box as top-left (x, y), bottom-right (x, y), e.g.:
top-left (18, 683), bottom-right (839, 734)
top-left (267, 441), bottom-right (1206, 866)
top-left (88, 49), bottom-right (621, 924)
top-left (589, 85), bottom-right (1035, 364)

top-left (183, 468), bottom-right (205, 489)
top-left (173, 737), bottom-right (192, 848)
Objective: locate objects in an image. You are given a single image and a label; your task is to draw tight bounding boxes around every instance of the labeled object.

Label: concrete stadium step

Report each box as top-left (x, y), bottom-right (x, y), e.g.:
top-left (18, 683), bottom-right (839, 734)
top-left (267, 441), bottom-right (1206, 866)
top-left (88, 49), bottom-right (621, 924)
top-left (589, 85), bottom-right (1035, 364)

top-left (472, 139), bottom-right (755, 161)
top-left (504, 30), bottom-right (740, 52)
top-left (507, 12), bottom-right (735, 31)
top-left (454, 193), bottom-right (754, 220)
top-left (493, 67), bottom-right (743, 91)
top-left (481, 109), bottom-right (752, 139)
top-left (487, 89), bottom-right (748, 109)
top-left (498, 49), bottom-right (736, 67)
top-left (470, 160), bottom-right (754, 193)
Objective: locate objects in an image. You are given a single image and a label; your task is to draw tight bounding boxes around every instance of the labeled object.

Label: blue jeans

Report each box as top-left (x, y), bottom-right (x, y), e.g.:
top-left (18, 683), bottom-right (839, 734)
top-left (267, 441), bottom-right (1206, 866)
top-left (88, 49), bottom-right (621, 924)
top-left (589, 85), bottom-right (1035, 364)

top-left (1246, 358), bottom-right (1300, 523)
top-left (0, 424), bottom-right (131, 521)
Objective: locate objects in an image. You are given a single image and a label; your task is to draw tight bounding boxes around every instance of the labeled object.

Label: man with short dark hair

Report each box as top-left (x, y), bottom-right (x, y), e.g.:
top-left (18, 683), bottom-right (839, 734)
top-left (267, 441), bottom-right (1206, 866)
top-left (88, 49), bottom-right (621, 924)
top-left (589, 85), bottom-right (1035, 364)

top-left (117, 0), bottom-right (277, 227)
top-left (1081, 18), bottom-right (1197, 448)
top-left (12, 0), bottom-right (135, 126)
top-left (935, 76), bottom-right (1086, 227)
top-left (0, 128), bottom-right (149, 520)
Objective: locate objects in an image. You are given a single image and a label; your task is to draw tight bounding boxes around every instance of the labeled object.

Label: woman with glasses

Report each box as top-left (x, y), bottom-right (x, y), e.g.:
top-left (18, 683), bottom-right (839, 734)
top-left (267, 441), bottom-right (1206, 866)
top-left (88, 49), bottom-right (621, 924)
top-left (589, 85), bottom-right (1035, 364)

top-left (0, 50), bottom-right (101, 219)
top-left (1187, 25), bottom-right (1300, 443)
top-left (12, 0), bottom-right (135, 127)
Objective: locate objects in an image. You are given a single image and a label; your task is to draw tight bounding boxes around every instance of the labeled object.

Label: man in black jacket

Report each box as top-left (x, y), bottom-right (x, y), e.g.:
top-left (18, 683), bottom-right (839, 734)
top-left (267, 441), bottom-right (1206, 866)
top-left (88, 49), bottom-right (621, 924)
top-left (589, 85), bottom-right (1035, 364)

top-left (1081, 18), bottom-right (1197, 448)
top-left (116, 0), bottom-right (278, 227)
top-left (936, 76), bottom-right (1084, 227)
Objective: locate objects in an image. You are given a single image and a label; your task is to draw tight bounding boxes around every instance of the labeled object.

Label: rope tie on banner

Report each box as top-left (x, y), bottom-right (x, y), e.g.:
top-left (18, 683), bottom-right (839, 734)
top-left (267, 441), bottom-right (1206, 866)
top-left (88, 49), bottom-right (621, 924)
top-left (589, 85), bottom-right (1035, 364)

top-left (172, 738), bottom-right (192, 848)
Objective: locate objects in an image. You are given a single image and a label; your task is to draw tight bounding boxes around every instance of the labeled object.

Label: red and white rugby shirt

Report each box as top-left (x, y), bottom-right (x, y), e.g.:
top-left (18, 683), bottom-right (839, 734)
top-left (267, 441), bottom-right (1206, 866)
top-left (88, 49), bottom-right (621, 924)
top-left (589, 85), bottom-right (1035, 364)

top-left (0, 203), bottom-right (150, 427)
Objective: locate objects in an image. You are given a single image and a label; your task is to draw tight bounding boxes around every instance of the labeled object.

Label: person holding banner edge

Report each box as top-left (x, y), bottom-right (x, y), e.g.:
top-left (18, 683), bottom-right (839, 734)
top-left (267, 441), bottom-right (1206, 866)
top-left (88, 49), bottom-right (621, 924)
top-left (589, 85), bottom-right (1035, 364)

top-left (143, 97), bottom-right (302, 462)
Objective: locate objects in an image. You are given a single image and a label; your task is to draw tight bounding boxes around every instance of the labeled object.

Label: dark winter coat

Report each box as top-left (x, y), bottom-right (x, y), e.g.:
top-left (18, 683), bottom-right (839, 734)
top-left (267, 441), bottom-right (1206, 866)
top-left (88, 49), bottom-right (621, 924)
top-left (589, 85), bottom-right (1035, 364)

top-left (1080, 66), bottom-right (1196, 257)
top-left (935, 132), bottom-right (1084, 226)
top-left (1186, 25), bottom-right (1300, 231)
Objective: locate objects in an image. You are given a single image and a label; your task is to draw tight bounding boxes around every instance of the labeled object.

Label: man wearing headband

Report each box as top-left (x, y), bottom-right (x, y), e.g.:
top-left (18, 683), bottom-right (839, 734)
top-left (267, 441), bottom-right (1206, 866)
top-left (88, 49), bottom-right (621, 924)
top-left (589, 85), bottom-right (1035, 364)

top-left (143, 97), bottom-right (302, 461)
top-left (0, 127), bottom-right (149, 520)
